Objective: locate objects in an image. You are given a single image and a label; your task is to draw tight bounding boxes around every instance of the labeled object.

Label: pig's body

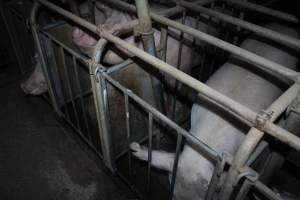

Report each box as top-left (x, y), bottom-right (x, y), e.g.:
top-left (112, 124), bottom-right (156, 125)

top-left (131, 24), bottom-right (299, 199)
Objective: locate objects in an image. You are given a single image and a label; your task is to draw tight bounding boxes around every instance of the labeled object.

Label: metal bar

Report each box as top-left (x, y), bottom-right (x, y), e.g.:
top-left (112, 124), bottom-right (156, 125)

top-left (235, 179), bottom-right (253, 200)
top-left (93, 67), bottom-right (115, 172)
top-left (253, 181), bottom-right (282, 200)
top-left (42, 31), bottom-right (88, 68)
top-left (60, 47), bottom-right (81, 130)
top-left (135, 0), bottom-right (165, 114)
top-left (106, 59), bottom-right (133, 74)
top-left (72, 56), bottom-right (92, 140)
top-left (30, 2), bottom-right (60, 114)
top-left (171, 11), bottom-right (186, 121)
top-left (169, 134), bottom-right (182, 200)
top-left (58, 47), bottom-right (71, 120)
top-left (224, 0), bottom-right (299, 25)
top-left (99, 0), bottom-right (298, 81)
top-left (179, 1), bottom-right (300, 52)
top-left (219, 83), bottom-right (300, 199)
top-left (124, 94), bottom-right (132, 177)
top-left (147, 113), bottom-right (153, 193)
top-left (88, 0), bottom-right (95, 24)
top-left (102, 73), bottom-right (219, 161)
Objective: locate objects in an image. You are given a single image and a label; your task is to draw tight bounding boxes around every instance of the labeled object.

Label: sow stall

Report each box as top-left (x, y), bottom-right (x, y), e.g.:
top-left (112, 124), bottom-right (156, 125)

top-left (26, 0), bottom-right (300, 199)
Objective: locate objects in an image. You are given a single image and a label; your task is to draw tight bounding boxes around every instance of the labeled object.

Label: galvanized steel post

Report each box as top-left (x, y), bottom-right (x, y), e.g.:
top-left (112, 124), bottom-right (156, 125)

top-left (30, 2), bottom-right (60, 114)
top-left (135, 0), bottom-right (165, 114)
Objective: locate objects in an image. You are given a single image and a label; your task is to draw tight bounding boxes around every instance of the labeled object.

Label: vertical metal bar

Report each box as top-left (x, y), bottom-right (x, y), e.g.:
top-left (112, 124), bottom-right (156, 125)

top-left (124, 93), bottom-right (132, 176)
top-left (68, 0), bottom-right (81, 17)
top-left (60, 48), bottom-right (81, 130)
top-left (169, 134), bottom-right (182, 200)
top-left (73, 56), bottom-right (92, 140)
top-left (90, 65), bottom-right (115, 172)
top-left (30, 2), bottom-right (60, 114)
top-left (205, 158), bottom-right (224, 200)
top-left (135, 0), bottom-right (165, 114)
top-left (147, 112), bottom-right (153, 193)
top-left (235, 179), bottom-right (253, 200)
top-left (59, 47), bottom-right (71, 120)
top-left (171, 11), bottom-right (186, 121)
top-left (88, 0), bottom-right (95, 24)
top-left (0, 3), bottom-right (23, 73)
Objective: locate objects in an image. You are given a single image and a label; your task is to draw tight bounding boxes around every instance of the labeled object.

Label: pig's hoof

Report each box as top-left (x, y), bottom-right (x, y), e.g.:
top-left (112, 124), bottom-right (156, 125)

top-left (130, 142), bottom-right (141, 152)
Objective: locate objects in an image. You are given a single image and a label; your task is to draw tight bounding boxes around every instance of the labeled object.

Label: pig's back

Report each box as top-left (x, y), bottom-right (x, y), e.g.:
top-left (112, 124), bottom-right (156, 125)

top-left (191, 23), bottom-right (299, 154)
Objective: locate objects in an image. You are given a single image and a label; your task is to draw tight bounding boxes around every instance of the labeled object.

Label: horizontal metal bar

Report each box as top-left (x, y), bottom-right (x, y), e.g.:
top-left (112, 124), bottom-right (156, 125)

top-left (41, 31), bottom-right (89, 67)
top-left (156, 0), bottom-right (216, 17)
top-left (106, 59), bottom-right (133, 74)
top-left (149, 7), bottom-right (299, 81)
top-left (99, 0), bottom-right (299, 81)
top-left (224, 0), bottom-right (299, 25)
top-left (179, 1), bottom-right (300, 52)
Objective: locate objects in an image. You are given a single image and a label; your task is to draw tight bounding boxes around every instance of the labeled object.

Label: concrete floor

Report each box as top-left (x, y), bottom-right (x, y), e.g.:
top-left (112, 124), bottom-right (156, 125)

top-left (0, 68), bottom-right (134, 200)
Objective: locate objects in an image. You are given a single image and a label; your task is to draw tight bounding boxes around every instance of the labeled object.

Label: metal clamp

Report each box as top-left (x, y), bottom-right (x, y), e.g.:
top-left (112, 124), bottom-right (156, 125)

top-left (234, 166), bottom-right (259, 186)
top-left (133, 24), bottom-right (155, 37)
top-left (88, 59), bottom-right (106, 82)
top-left (254, 110), bottom-right (274, 130)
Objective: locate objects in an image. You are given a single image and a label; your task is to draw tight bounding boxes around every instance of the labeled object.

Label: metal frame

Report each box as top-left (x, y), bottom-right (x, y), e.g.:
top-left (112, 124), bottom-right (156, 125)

top-left (29, 0), bottom-right (300, 199)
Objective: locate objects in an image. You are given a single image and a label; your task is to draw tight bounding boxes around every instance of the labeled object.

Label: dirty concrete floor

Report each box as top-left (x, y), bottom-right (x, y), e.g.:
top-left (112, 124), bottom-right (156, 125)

top-left (0, 68), bottom-right (134, 200)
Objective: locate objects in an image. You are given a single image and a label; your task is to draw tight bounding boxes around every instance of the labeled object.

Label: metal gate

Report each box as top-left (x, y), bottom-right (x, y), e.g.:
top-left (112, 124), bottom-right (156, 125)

top-left (29, 0), bottom-right (300, 199)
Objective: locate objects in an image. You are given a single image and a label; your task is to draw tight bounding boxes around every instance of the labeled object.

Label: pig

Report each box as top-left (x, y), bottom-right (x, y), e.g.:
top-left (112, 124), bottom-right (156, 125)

top-left (130, 23), bottom-right (299, 199)
top-left (21, 55), bottom-right (47, 95)
top-left (20, 0), bottom-right (106, 96)
top-left (72, 1), bottom-right (224, 75)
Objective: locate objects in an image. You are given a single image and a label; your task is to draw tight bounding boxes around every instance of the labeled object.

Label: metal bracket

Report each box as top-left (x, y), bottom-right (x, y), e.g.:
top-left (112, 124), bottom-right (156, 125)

top-left (88, 59), bottom-right (106, 82)
top-left (254, 110), bottom-right (274, 130)
top-left (234, 166), bottom-right (259, 186)
top-left (133, 24), bottom-right (155, 37)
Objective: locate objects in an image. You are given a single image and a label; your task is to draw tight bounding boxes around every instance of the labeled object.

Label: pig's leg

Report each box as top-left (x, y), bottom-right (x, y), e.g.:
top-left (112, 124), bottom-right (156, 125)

top-left (130, 142), bottom-right (175, 172)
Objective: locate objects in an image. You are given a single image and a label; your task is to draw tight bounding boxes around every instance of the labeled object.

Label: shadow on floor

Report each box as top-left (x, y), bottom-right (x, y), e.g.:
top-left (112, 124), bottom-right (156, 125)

top-left (0, 71), bottom-right (134, 200)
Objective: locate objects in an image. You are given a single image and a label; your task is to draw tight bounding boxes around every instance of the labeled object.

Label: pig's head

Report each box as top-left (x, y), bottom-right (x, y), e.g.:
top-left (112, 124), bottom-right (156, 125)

top-left (72, 27), bottom-right (97, 57)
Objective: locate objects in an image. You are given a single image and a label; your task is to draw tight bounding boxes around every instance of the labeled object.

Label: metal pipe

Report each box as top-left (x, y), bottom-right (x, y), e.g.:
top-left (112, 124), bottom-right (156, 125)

top-left (100, 0), bottom-right (299, 82)
top-left (219, 83), bottom-right (300, 199)
top-left (30, 2), bottom-right (60, 114)
top-left (179, 1), bottom-right (300, 52)
top-left (135, 0), bottom-right (165, 114)
top-left (224, 0), bottom-right (299, 25)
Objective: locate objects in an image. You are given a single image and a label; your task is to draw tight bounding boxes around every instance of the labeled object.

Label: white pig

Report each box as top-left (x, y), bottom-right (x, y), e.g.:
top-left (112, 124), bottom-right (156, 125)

top-left (130, 23), bottom-right (299, 199)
